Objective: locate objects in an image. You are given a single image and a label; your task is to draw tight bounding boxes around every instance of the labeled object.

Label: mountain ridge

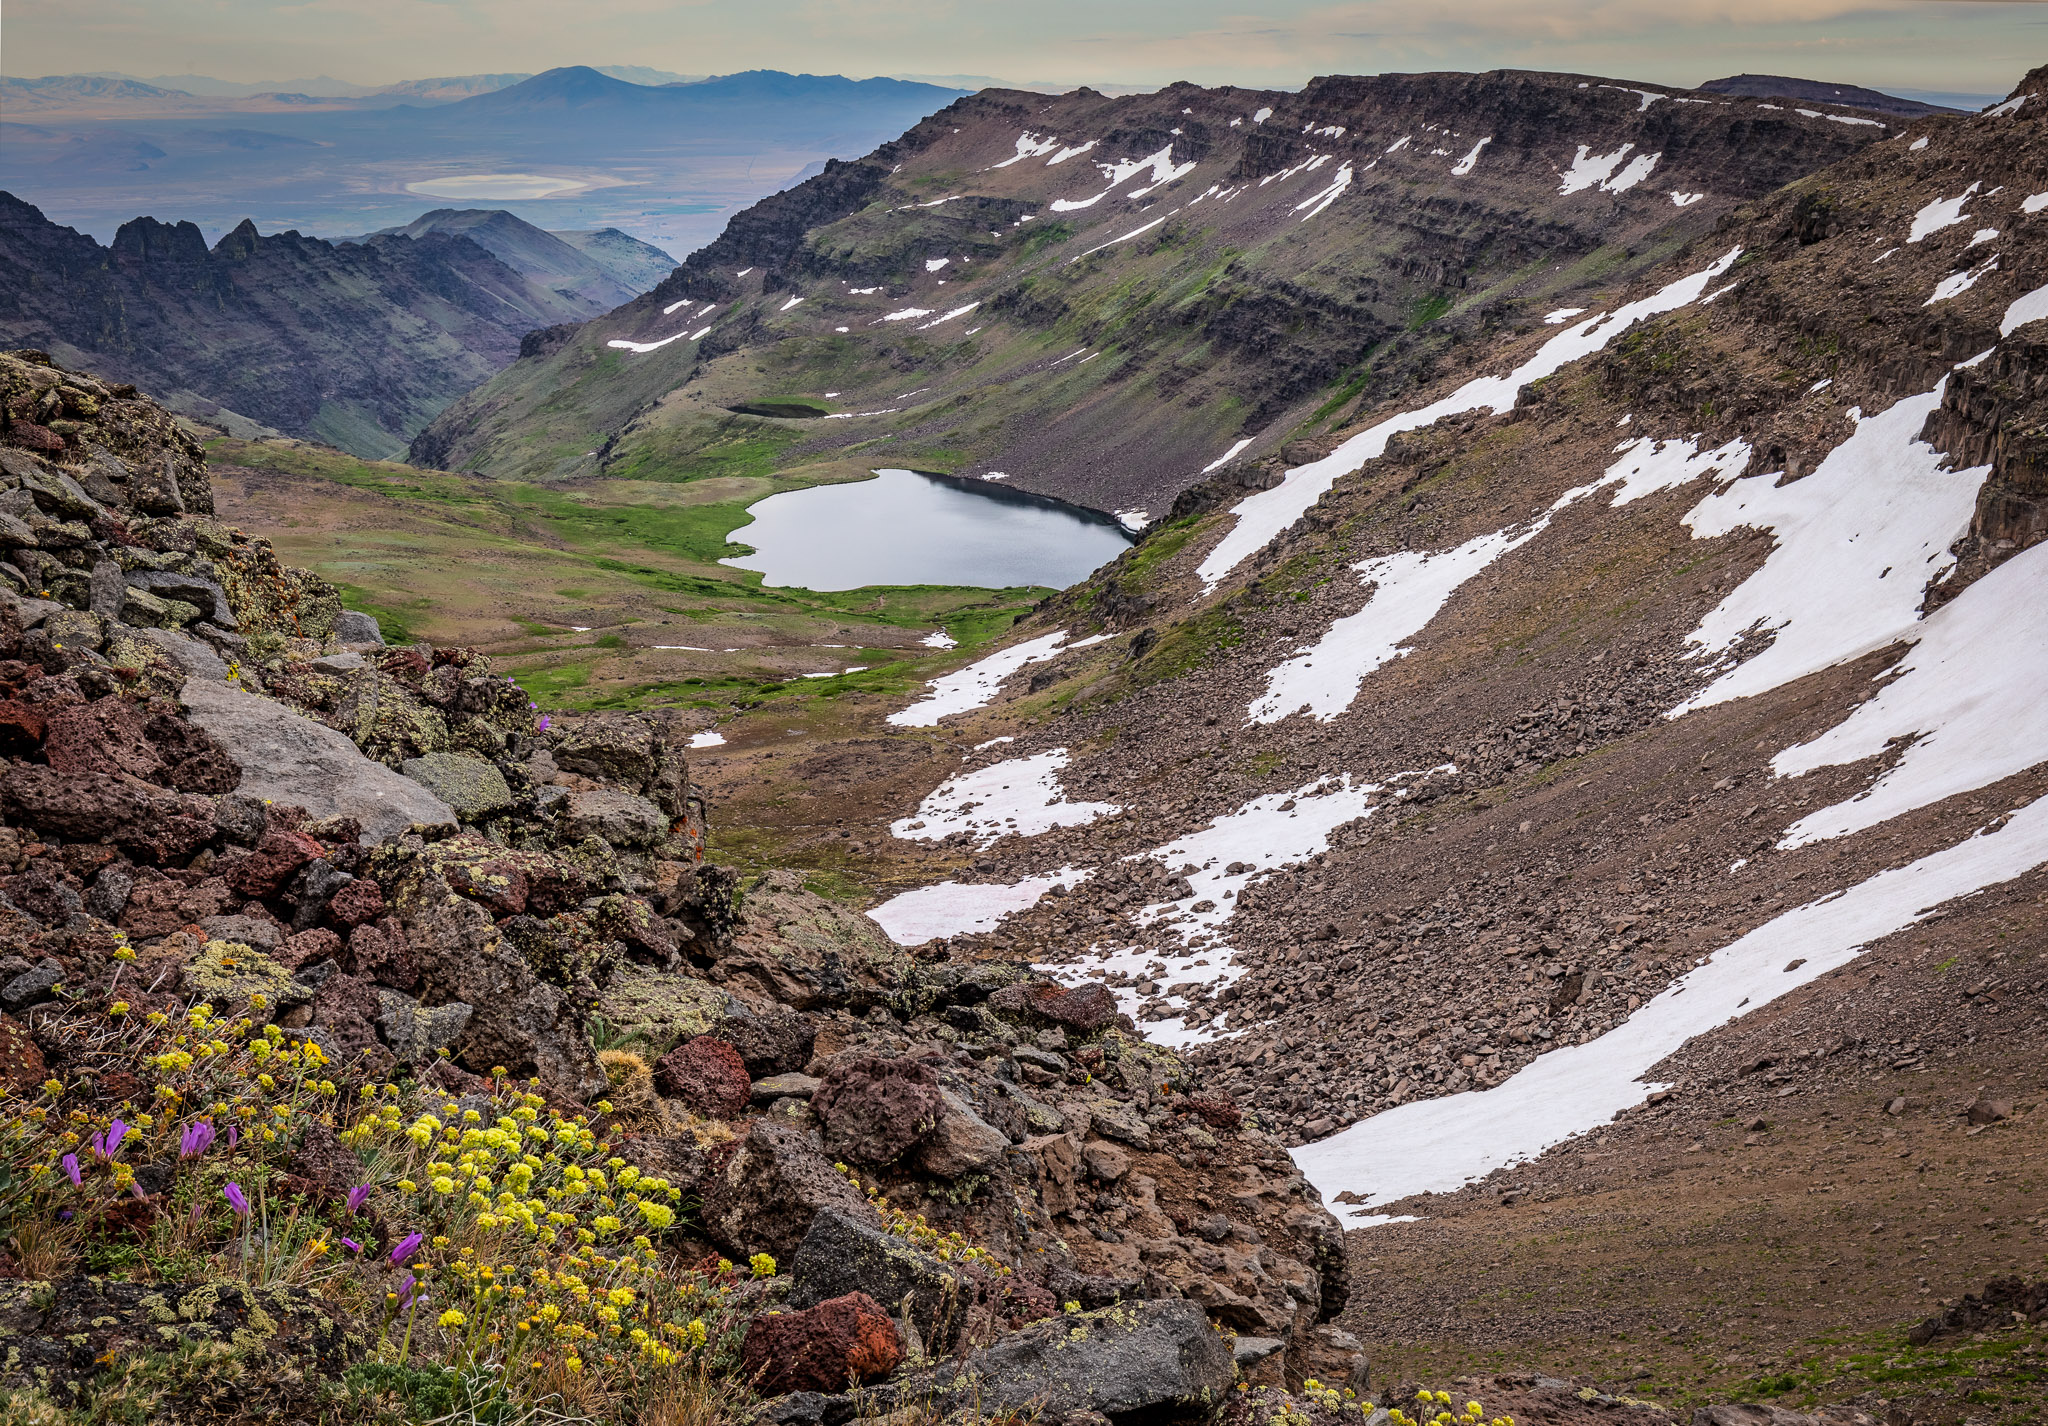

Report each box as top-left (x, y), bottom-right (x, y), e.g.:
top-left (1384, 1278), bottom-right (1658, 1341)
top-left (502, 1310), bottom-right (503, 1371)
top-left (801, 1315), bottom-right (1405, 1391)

top-left (0, 194), bottom-right (608, 456)
top-left (412, 66), bottom-right (1902, 514)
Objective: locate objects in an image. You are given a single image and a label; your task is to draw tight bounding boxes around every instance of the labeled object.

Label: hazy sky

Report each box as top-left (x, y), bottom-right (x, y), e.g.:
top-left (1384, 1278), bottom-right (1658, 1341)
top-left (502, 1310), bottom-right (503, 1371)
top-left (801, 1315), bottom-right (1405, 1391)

top-left (7, 0), bottom-right (2040, 97)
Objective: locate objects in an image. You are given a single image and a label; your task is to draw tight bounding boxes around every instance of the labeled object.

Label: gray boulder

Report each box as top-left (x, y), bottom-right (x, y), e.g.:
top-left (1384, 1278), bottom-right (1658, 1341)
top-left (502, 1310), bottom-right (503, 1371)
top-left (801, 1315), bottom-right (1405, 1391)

top-left (401, 751), bottom-right (514, 821)
top-left (376, 987), bottom-right (474, 1064)
top-left (934, 1298), bottom-right (1232, 1422)
top-left (179, 680), bottom-right (456, 843)
top-left (786, 1209), bottom-right (974, 1354)
top-left (132, 626), bottom-right (229, 681)
top-left (125, 569), bottom-right (234, 627)
top-left (699, 1121), bottom-right (883, 1260)
top-left (554, 787), bottom-right (666, 846)
top-left (334, 610), bottom-right (384, 645)
top-left (913, 1089), bottom-right (1011, 1179)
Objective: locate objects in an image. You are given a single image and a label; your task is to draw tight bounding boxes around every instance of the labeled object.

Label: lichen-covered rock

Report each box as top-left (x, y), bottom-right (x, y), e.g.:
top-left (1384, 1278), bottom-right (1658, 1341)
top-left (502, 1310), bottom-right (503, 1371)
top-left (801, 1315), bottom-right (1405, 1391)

top-left (178, 939), bottom-right (298, 1009)
top-left (375, 985), bottom-right (474, 1064)
top-left (382, 859), bottom-right (603, 1097)
top-left (0, 1275), bottom-right (363, 1412)
top-left (740, 1290), bottom-right (902, 1396)
top-left (786, 1208), bottom-right (975, 1354)
top-left (929, 1298), bottom-right (1232, 1422)
top-left (401, 750), bottom-right (514, 820)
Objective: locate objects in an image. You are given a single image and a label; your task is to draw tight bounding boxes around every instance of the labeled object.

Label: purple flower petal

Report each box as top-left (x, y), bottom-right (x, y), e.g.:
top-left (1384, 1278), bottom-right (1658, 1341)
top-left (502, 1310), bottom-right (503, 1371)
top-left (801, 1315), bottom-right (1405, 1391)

top-left (345, 1183), bottom-right (371, 1214)
top-left (223, 1182), bottom-right (249, 1216)
top-left (340, 1236), bottom-right (362, 1254)
top-left (390, 1231), bottom-right (424, 1266)
top-left (61, 1153), bottom-right (80, 1187)
top-left (104, 1119), bottom-right (127, 1158)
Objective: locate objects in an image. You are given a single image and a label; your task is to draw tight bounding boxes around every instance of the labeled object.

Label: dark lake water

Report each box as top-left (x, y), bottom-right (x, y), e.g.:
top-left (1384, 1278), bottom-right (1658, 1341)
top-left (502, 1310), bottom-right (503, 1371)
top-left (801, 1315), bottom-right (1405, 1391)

top-left (720, 467), bottom-right (1134, 591)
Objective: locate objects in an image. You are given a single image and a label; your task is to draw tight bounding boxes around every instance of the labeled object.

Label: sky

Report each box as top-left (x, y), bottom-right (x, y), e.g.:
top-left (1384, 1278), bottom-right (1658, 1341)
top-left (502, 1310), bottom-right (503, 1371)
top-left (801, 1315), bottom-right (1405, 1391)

top-left (4, 0), bottom-right (2039, 100)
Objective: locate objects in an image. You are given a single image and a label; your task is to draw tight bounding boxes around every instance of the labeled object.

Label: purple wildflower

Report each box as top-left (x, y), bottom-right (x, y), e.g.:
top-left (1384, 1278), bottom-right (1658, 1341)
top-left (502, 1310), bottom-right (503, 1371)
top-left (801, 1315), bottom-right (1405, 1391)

top-left (102, 1119), bottom-right (128, 1158)
top-left (340, 1236), bottom-right (362, 1254)
top-left (536, 715), bottom-right (551, 732)
top-left (226, 1125), bottom-right (238, 1151)
top-left (179, 1121), bottom-right (215, 1159)
top-left (390, 1231), bottom-right (424, 1266)
top-left (223, 1182), bottom-right (250, 1216)
top-left (345, 1183), bottom-right (371, 1214)
top-left (395, 1273), bottom-right (418, 1307)
top-left (61, 1153), bottom-right (80, 1187)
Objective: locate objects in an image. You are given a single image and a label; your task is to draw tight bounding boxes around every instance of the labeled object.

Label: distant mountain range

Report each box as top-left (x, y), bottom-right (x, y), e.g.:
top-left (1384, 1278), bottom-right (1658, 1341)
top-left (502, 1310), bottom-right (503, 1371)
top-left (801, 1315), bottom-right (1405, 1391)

top-left (0, 194), bottom-right (679, 457)
top-left (0, 66), bottom-right (971, 257)
top-left (338, 208), bottom-right (674, 311)
top-left (11, 66), bottom-right (709, 109)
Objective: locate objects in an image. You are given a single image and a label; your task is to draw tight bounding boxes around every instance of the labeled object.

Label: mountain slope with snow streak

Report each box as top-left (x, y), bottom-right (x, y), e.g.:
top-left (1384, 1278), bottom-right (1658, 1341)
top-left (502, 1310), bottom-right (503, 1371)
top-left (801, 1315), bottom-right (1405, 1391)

top-left (659, 68), bottom-right (2048, 1415)
top-left (416, 68), bottom-right (1886, 505)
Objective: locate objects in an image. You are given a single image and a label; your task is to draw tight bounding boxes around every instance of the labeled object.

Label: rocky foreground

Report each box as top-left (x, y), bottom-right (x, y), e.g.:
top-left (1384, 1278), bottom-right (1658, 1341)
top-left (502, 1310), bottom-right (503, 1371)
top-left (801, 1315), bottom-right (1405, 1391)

top-left (0, 346), bottom-right (1396, 1425)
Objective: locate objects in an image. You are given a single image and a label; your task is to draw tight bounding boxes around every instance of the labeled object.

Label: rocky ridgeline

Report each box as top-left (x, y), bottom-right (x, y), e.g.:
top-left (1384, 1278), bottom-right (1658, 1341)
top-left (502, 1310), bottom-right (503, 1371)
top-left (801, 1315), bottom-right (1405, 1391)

top-left (0, 349), bottom-right (1366, 1423)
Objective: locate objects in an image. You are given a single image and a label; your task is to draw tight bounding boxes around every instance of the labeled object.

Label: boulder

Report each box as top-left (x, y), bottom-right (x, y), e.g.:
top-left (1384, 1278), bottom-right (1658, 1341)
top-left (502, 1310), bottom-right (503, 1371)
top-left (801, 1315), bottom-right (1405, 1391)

top-left (131, 626), bottom-right (229, 681)
top-left (401, 751), bottom-right (514, 821)
top-left (752, 1073), bottom-right (822, 1105)
top-left (932, 1298), bottom-right (1232, 1422)
top-left (180, 679), bottom-right (455, 843)
top-left (653, 1035), bottom-right (752, 1119)
top-left (810, 1056), bottom-right (942, 1167)
top-left (125, 568), bottom-right (233, 627)
top-left (375, 986), bottom-right (474, 1064)
top-left (699, 1120), bottom-right (882, 1259)
top-left (786, 1208), bottom-right (974, 1354)
top-left (0, 1276), bottom-right (359, 1412)
top-left (719, 1003), bottom-right (818, 1077)
top-left (913, 1089), bottom-right (1011, 1179)
top-left (393, 871), bottom-right (602, 1098)
top-left (740, 1291), bottom-right (902, 1396)
top-left (553, 786), bottom-right (667, 847)
top-left (334, 609), bottom-right (384, 645)
top-left (552, 709), bottom-right (694, 816)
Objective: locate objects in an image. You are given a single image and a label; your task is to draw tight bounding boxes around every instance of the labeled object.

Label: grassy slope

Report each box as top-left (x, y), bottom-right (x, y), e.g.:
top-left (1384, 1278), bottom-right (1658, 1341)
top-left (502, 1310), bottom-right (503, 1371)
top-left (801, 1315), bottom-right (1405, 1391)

top-left (207, 437), bottom-right (1046, 713)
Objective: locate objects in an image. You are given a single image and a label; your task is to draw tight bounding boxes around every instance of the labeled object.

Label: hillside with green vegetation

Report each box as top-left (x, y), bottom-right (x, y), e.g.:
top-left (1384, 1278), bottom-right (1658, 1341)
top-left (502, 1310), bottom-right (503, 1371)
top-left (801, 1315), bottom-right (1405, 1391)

top-left (208, 437), bottom-right (1047, 716)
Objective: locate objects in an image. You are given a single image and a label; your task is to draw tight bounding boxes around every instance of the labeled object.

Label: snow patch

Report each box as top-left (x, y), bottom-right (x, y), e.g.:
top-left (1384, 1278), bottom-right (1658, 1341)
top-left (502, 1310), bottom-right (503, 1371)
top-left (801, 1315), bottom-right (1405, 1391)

top-left (1198, 247), bottom-right (1744, 591)
top-left (990, 132), bottom-right (1060, 169)
top-left (889, 749), bottom-right (1120, 846)
top-left (1249, 436), bottom-right (1749, 725)
top-left (779, 296), bottom-right (804, 312)
top-left (1671, 383), bottom-right (1990, 715)
top-left (1202, 438), bottom-right (1255, 474)
top-left (1909, 183), bottom-right (1980, 243)
top-left (1926, 257), bottom-right (1998, 304)
top-left (687, 730), bottom-right (726, 749)
top-left (1296, 797), bottom-right (2048, 1215)
top-left (888, 630), bottom-right (1075, 726)
top-left (1294, 163), bottom-right (1354, 220)
top-left (871, 867), bottom-right (1095, 945)
top-left (1559, 142), bottom-right (1654, 195)
top-left (1669, 191), bottom-right (1705, 208)
top-left (2002, 280), bottom-right (2048, 336)
top-left (1774, 542), bottom-right (2048, 846)
top-left (607, 331), bottom-right (689, 354)
top-left (919, 629), bottom-right (957, 649)
top-left (1450, 137), bottom-right (1492, 175)
top-left (1543, 308), bottom-right (1585, 324)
